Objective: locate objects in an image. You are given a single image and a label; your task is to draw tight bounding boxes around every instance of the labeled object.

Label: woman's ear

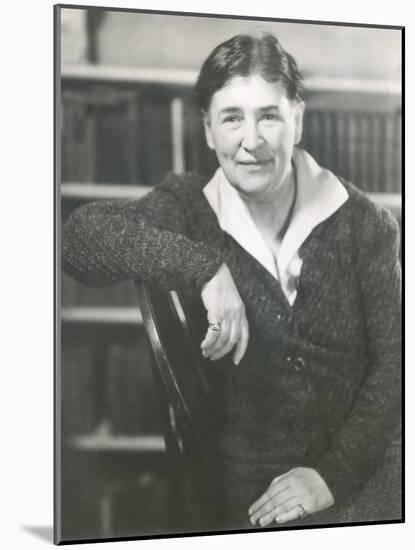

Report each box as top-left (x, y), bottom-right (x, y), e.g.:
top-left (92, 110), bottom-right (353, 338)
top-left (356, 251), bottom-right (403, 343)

top-left (293, 101), bottom-right (305, 145)
top-left (203, 113), bottom-right (215, 151)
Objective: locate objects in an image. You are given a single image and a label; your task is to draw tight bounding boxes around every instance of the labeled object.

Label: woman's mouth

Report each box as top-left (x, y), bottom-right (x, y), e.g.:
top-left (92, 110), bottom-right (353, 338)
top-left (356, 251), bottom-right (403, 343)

top-left (238, 160), bottom-right (272, 170)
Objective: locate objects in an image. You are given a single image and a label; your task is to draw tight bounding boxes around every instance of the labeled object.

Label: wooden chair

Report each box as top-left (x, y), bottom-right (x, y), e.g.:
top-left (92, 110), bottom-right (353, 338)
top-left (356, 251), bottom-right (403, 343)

top-left (135, 281), bottom-right (215, 533)
top-left (135, 281), bottom-right (402, 530)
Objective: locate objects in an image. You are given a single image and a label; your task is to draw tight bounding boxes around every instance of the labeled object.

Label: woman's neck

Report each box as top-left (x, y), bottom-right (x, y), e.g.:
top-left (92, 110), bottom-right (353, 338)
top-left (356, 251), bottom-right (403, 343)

top-left (242, 170), bottom-right (297, 241)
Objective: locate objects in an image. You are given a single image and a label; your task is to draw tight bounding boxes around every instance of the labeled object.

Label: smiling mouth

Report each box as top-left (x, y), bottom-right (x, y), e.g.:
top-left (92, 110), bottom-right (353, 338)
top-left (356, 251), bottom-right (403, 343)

top-left (238, 160), bottom-right (272, 167)
top-left (239, 160), bottom-right (271, 168)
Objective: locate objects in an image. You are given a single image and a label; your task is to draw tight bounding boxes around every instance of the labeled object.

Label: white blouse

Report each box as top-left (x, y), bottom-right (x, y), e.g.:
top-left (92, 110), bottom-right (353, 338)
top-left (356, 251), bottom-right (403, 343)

top-left (203, 148), bottom-right (349, 306)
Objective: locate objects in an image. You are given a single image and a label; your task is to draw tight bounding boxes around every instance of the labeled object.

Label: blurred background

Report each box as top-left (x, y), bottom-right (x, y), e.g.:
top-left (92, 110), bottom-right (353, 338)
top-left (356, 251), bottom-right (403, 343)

top-left (58, 6), bottom-right (402, 542)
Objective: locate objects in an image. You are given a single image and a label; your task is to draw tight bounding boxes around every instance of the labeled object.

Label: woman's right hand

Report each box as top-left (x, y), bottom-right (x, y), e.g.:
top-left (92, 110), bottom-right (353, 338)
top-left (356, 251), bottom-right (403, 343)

top-left (200, 263), bottom-right (249, 365)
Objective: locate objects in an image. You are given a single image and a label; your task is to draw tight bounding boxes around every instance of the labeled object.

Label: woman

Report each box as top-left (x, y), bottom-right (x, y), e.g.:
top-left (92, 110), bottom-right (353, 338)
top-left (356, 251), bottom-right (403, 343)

top-left (62, 33), bottom-right (401, 530)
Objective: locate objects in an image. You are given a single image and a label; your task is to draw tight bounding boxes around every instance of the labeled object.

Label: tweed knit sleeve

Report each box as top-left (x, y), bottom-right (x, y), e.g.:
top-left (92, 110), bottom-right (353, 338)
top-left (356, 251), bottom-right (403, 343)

top-left (315, 205), bottom-right (401, 503)
top-left (61, 177), bottom-right (224, 292)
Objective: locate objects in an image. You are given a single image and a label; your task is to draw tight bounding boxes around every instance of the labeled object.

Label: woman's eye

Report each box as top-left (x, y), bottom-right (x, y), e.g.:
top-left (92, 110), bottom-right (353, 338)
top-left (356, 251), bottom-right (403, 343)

top-left (223, 115), bottom-right (241, 124)
top-left (262, 113), bottom-right (279, 121)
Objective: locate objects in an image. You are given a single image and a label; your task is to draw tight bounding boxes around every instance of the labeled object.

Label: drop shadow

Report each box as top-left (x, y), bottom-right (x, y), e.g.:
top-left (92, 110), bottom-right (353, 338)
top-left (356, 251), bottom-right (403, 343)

top-left (21, 525), bottom-right (54, 543)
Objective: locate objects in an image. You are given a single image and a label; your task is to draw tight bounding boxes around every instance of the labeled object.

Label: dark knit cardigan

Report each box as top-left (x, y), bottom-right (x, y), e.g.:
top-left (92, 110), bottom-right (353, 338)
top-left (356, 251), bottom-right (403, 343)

top-left (62, 171), bottom-right (401, 516)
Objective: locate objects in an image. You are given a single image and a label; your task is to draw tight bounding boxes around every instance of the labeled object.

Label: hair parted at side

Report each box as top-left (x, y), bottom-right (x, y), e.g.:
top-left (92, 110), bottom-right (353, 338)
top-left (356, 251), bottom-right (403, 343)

top-left (194, 32), bottom-right (303, 113)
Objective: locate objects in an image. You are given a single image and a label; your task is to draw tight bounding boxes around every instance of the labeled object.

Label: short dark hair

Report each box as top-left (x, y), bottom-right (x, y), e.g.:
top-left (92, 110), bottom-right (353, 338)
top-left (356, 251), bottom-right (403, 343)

top-left (194, 32), bottom-right (303, 113)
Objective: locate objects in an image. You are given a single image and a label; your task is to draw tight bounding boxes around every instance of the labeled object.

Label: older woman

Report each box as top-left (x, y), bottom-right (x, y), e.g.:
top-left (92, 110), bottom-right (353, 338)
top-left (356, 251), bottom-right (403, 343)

top-left (62, 33), bottom-right (401, 530)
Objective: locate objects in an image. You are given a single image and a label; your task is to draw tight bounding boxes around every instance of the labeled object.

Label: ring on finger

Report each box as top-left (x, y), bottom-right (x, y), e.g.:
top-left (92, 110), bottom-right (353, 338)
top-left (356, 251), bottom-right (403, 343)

top-left (296, 504), bottom-right (307, 519)
top-left (208, 322), bottom-right (221, 332)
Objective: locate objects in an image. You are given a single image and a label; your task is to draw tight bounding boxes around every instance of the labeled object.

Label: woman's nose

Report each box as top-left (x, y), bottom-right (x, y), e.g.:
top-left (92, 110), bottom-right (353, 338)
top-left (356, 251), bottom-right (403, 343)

top-left (241, 121), bottom-right (263, 151)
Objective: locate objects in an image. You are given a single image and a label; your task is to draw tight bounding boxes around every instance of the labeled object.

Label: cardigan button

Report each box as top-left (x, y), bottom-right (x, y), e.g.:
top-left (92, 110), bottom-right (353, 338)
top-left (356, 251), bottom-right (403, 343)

top-left (278, 313), bottom-right (293, 323)
top-left (293, 357), bottom-right (306, 372)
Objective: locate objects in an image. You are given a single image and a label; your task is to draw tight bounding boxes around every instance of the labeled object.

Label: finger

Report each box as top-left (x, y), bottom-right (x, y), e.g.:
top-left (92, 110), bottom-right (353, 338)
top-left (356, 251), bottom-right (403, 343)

top-left (209, 339), bottom-right (237, 361)
top-left (209, 319), bottom-right (240, 360)
top-left (249, 486), bottom-right (291, 525)
top-left (257, 497), bottom-right (299, 528)
top-left (248, 471), bottom-right (293, 514)
top-left (248, 482), bottom-right (291, 517)
top-left (201, 305), bottom-right (224, 347)
top-left (202, 319), bottom-right (230, 357)
top-left (271, 469), bottom-right (294, 486)
top-left (201, 325), bottom-right (220, 351)
top-left (201, 311), bottom-right (225, 350)
top-left (233, 315), bottom-right (249, 365)
top-left (275, 503), bottom-right (308, 525)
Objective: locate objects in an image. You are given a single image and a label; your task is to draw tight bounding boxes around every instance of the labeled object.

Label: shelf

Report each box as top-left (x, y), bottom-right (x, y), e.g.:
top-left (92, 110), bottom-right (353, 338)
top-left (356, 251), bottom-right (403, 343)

top-left (70, 433), bottom-right (165, 453)
top-left (61, 182), bottom-right (152, 201)
top-left (61, 306), bottom-right (143, 326)
top-left (61, 64), bottom-right (401, 95)
top-left (368, 192), bottom-right (401, 219)
top-left (62, 64), bottom-right (197, 87)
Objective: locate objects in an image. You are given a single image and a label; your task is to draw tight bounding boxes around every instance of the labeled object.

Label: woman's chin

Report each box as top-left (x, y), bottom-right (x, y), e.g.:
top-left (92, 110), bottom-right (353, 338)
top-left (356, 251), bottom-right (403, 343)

top-left (230, 173), bottom-right (274, 198)
top-left (234, 182), bottom-right (273, 201)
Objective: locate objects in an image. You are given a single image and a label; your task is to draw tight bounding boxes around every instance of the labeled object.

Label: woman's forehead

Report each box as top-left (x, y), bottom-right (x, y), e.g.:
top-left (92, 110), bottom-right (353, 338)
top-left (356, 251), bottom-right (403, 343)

top-left (209, 74), bottom-right (291, 113)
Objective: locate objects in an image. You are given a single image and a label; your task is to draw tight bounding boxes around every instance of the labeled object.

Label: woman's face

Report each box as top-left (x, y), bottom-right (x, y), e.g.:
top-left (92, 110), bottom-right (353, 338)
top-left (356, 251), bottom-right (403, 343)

top-left (204, 74), bottom-right (305, 202)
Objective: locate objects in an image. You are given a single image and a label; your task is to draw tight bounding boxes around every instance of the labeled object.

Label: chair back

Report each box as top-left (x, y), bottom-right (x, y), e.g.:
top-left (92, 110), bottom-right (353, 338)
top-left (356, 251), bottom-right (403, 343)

top-left (135, 281), bottom-right (212, 467)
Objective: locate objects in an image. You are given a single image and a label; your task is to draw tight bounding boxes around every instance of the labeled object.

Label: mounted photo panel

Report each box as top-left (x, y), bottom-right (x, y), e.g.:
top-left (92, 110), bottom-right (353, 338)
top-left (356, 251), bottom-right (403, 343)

top-left (54, 4), bottom-right (403, 544)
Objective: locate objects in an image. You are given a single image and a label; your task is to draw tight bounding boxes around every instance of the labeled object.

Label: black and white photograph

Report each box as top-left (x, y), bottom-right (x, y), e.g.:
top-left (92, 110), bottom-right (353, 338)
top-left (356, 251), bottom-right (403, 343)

top-left (55, 4), bottom-right (402, 545)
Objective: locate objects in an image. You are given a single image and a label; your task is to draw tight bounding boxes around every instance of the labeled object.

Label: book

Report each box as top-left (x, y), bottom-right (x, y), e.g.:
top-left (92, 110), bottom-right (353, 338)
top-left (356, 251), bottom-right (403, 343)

top-left (61, 341), bottom-right (99, 436)
top-left (104, 339), bottom-right (162, 435)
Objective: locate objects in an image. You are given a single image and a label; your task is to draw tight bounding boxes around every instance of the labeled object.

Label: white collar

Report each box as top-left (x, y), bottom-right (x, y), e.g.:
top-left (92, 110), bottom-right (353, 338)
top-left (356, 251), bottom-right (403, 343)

top-left (203, 148), bottom-right (349, 302)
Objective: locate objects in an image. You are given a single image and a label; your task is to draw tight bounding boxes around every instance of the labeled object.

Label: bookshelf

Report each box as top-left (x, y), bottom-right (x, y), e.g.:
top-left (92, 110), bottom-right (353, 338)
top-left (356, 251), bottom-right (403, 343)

top-left (59, 66), bottom-right (402, 540)
top-left (61, 64), bottom-right (402, 192)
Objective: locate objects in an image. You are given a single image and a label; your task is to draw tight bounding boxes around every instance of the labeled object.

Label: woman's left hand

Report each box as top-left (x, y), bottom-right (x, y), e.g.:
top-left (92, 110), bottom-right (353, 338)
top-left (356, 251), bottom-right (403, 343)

top-left (248, 467), bottom-right (335, 527)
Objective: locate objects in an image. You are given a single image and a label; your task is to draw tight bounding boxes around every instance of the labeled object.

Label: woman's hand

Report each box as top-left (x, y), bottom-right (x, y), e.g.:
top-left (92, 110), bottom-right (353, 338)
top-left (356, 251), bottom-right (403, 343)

top-left (248, 467), bottom-right (335, 527)
top-left (200, 263), bottom-right (249, 365)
